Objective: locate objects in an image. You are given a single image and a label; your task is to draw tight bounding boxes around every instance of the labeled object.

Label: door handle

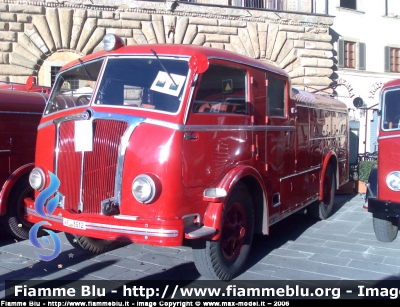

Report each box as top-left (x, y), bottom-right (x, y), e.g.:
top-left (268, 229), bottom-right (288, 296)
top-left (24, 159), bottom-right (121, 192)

top-left (184, 133), bottom-right (198, 140)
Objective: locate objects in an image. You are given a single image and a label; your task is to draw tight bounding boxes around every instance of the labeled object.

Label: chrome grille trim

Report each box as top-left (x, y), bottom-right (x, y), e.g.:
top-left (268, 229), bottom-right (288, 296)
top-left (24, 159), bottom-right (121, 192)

top-left (54, 109), bottom-right (146, 213)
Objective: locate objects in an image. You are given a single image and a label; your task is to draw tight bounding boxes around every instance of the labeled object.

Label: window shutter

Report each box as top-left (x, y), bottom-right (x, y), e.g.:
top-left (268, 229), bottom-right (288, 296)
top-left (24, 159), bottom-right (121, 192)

top-left (338, 39), bottom-right (344, 68)
top-left (384, 46), bottom-right (391, 72)
top-left (358, 42), bottom-right (366, 70)
top-left (370, 112), bottom-right (378, 153)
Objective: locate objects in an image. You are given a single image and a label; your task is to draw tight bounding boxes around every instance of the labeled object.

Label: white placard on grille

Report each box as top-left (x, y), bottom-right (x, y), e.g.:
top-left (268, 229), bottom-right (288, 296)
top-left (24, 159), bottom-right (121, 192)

top-left (75, 120), bottom-right (93, 152)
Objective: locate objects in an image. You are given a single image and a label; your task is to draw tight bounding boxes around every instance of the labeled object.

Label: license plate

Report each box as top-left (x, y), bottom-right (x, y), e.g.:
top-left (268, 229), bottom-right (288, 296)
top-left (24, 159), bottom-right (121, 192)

top-left (63, 218), bottom-right (86, 230)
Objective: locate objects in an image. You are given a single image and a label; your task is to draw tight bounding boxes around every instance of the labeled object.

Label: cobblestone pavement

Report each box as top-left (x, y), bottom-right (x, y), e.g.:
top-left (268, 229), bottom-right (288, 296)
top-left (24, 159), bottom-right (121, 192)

top-left (1, 192), bottom-right (400, 298)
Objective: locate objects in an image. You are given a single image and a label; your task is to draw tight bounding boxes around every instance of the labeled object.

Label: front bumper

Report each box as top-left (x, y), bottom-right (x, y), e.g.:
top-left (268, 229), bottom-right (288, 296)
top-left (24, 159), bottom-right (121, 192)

top-left (368, 197), bottom-right (400, 218)
top-left (25, 197), bottom-right (184, 246)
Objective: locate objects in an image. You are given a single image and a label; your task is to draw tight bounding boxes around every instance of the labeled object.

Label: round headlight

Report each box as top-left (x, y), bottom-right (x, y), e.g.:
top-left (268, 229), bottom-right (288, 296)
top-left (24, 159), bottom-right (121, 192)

top-left (103, 33), bottom-right (124, 52)
top-left (386, 171), bottom-right (400, 191)
top-left (29, 168), bottom-right (46, 191)
top-left (132, 175), bottom-right (156, 204)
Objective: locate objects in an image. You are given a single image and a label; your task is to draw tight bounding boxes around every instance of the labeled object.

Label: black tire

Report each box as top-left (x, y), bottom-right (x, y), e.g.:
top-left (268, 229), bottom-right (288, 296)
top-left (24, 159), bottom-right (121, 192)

top-left (65, 233), bottom-right (122, 254)
top-left (192, 183), bottom-right (254, 281)
top-left (0, 176), bottom-right (36, 240)
top-left (373, 214), bottom-right (398, 242)
top-left (309, 165), bottom-right (335, 220)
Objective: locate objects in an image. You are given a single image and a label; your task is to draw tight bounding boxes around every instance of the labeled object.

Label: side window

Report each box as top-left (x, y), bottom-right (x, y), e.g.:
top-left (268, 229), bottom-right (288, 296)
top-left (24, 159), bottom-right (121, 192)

top-left (383, 90), bottom-right (400, 130)
top-left (310, 109), bottom-right (324, 138)
top-left (323, 110), bottom-right (332, 136)
top-left (193, 64), bottom-right (247, 114)
top-left (267, 76), bottom-right (285, 117)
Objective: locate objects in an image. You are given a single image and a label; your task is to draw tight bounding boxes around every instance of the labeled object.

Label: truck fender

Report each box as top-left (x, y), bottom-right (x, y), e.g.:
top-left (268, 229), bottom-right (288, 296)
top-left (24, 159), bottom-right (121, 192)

top-left (0, 163), bottom-right (34, 216)
top-left (202, 165), bottom-right (268, 240)
top-left (319, 151), bottom-right (338, 201)
top-left (367, 167), bottom-right (378, 198)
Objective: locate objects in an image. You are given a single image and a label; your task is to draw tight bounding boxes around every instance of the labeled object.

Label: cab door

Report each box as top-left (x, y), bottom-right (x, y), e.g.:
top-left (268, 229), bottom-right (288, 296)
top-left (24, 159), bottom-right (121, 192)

top-left (183, 61), bottom-right (253, 188)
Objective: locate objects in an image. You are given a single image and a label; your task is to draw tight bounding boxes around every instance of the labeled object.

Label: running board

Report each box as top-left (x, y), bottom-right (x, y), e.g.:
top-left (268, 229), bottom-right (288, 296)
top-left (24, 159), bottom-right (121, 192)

top-left (185, 224), bottom-right (216, 238)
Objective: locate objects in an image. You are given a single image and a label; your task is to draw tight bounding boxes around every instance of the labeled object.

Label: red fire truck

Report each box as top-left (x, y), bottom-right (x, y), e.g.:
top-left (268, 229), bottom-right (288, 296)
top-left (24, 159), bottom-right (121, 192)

top-left (25, 34), bottom-right (349, 280)
top-left (365, 78), bottom-right (400, 242)
top-left (0, 76), bottom-right (51, 94)
top-left (0, 87), bottom-right (47, 239)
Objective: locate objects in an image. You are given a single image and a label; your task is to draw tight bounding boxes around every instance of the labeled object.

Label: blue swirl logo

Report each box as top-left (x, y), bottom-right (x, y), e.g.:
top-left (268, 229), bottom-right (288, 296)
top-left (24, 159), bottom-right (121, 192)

top-left (29, 171), bottom-right (62, 261)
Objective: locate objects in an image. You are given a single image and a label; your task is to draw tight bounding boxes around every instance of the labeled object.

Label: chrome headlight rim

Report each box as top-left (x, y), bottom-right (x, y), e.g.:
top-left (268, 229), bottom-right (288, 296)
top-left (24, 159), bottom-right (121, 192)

top-left (29, 167), bottom-right (46, 191)
top-left (132, 174), bottom-right (156, 204)
top-left (386, 171), bottom-right (400, 191)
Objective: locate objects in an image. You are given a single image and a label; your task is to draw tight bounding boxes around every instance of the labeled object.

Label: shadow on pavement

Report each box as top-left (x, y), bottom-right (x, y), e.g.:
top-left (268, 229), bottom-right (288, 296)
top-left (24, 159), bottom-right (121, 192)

top-left (243, 193), bottom-right (357, 273)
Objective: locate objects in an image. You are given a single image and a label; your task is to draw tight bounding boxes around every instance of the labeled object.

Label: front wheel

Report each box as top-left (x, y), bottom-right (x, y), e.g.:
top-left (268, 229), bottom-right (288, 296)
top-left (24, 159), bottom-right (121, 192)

top-left (0, 176), bottom-right (37, 240)
top-left (309, 165), bottom-right (335, 220)
top-left (65, 233), bottom-right (122, 254)
top-left (373, 214), bottom-right (398, 242)
top-left (192, 183), bottom-right (254, 281)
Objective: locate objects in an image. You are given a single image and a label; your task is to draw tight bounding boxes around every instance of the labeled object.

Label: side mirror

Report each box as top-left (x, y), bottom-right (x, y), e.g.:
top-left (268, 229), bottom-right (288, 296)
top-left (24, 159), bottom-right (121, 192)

top-left (353, 97), bottom-right (363, 108)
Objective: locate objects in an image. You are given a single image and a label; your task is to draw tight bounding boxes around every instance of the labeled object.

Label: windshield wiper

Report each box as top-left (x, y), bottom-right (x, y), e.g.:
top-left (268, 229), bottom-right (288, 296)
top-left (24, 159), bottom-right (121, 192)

top-left (78, 58), bottom-right (94, 82)
top-left (150, 49), bottom-right (177, 87)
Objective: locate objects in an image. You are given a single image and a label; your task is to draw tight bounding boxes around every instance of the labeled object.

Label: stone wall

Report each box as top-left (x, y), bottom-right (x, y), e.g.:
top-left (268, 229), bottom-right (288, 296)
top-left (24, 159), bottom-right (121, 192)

top-left (0, 0), bottom-right (335, 91)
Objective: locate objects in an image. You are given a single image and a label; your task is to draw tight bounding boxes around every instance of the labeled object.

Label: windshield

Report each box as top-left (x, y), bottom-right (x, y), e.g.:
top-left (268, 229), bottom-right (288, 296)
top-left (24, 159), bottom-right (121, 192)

top-left (45, 59), bottom-right (103, 115)
top-left (382, 89), bottom-right (400, 130)
top-left (94, 57), bottom-right (189, 113)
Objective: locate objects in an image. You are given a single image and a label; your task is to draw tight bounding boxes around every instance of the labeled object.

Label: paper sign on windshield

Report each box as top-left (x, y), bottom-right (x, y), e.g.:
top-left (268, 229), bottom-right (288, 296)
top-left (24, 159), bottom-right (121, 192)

top-left (150, 71), bottom-right (186, 97)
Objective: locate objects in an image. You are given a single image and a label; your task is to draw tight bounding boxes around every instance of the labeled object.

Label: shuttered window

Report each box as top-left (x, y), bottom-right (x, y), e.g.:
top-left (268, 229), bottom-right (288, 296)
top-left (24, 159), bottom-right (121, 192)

top-left (338, 40), bottom-right (365, 70)
top-left (384, 46), bottom-right (391, 72)
top-left (384, 46), bottom-right (400, 73)
top-left (345, 41), bottom-right (356, 68)
top-left (358, 42), bottom-right (366, 70)
top-left (391, 48), bottom-right (400, 73)
top-left (338, 40), bottom-right (345, 68)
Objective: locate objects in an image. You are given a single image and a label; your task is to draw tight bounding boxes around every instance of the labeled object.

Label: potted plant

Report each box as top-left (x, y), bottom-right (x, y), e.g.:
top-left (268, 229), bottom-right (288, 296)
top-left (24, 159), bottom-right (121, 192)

top-left (357, 160), bottom-right (377, 193)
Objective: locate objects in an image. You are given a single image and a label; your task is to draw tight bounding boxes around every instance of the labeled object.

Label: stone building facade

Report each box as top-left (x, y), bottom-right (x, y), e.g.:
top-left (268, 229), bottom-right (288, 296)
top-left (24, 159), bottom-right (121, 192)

top-left (0, 0), bottom-right (335, 92)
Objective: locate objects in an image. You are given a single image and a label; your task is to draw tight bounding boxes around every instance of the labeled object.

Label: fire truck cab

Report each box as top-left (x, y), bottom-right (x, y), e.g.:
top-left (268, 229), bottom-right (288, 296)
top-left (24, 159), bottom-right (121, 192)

top-left (366, 78), bottom-right (400, 242)
top-left (25, 34), bottom-right (349, 280)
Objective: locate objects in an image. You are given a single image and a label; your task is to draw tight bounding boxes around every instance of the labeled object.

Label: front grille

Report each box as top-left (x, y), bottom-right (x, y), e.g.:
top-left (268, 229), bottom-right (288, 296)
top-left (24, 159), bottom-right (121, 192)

top-left (58, 121), bottom-right (81, 211)
top-left (57, 119), bottom-right (128, 214)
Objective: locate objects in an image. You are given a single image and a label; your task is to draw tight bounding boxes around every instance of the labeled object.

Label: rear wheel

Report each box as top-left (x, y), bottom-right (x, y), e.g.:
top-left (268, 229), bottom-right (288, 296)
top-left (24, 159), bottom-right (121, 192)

top-left (309, 165), bottom-right (335, 220)
top-left (373, 214), bottom-right (398, 242)
top-left (193, 183), bottom-right (254, 280)
top-left (65, 233), bottom-right (122, 254)
top-left (0, 176), bottom-right (36, 240)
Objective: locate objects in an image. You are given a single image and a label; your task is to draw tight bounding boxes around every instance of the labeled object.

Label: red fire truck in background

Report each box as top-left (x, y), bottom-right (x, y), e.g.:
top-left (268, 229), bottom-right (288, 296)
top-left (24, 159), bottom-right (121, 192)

top-left (366, 78), bottom-right (400, 242)
top-left (0, 82), bottom-right (48, 239)
top-left (0, 76), bottom-right (51, 94)
top-left (25, 34), bottom-right (349, 280)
